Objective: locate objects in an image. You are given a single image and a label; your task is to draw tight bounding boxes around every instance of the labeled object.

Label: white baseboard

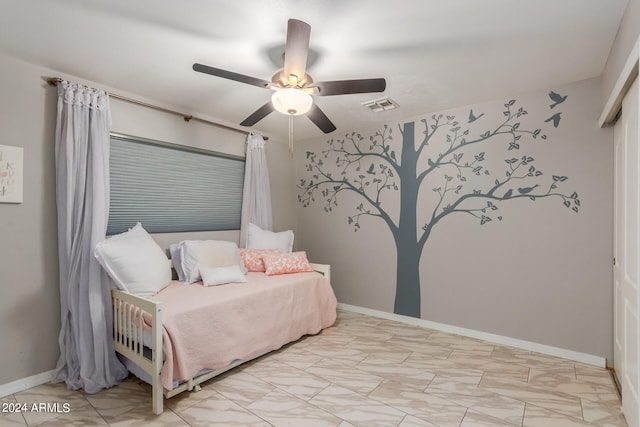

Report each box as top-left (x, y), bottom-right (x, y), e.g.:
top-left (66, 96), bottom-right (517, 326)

top-left (337, 303), bottom-right (606, 368)
top-left (0, 370), bottom-right (55, 398)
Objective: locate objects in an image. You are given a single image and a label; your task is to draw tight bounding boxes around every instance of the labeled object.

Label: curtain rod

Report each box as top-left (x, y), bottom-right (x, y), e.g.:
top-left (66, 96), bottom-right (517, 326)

top-left (46, 77), bottom-right (267, 140)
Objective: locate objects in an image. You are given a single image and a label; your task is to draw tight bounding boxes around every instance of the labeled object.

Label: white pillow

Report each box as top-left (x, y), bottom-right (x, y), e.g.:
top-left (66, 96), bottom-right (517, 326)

top-left (94, 223), bottom-right (171, 296)
top-left (180, 240), bottom-right (247, 283)
top-left (200, 265), bottom-right (248, 287)
top-left (169, 242), bottom-right (186, 282)
top-left (246, 223), bottom-right (294, 253)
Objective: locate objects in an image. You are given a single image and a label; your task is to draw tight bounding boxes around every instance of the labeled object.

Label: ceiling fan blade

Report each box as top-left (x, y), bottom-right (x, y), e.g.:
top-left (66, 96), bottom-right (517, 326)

top-left (307, 103), bottom-right (336, 134)
top-left (312, 78), bottom-right (386, 96)
top-left (283, 19), bottom-right (311, 85)
top-left (240, 101), bottom-right (275, 127)
top-left (193, 63), bottom-right (271, 89)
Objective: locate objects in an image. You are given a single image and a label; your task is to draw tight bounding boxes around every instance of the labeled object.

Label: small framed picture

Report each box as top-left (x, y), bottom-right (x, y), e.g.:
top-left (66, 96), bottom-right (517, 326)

top-left (0, 144), bottom-right (24, 204)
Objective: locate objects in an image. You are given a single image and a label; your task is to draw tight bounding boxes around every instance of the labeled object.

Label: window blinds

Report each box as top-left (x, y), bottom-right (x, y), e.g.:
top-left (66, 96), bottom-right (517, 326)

top-left (107, 134), bottom-right (245, 235)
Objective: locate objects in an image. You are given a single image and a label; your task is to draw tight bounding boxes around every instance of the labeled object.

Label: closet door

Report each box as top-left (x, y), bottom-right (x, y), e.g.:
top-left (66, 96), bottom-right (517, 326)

top-left (614, 76), bottom-right (640, 427)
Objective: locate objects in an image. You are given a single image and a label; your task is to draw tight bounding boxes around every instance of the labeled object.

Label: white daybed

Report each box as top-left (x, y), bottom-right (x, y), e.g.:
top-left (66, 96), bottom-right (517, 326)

top-left (111, 263), bottom-right (336, 415)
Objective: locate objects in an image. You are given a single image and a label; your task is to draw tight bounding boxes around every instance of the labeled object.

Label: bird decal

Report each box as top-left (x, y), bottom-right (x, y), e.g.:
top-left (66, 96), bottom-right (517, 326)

top-left (544, 112), bottom-right (562, 128)
top-left (548, 91), bottom-right (567, 109)
top-left (468, 109), bottom-right (485, 123)
top-left (517, 184), bottom-right (540, 194)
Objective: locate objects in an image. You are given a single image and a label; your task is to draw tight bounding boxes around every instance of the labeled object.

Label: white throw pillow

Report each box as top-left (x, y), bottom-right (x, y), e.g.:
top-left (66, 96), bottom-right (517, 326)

top-left (200, 265), bottom-right (248, 287)
top-left (94, 223), bottom-right (172, 296)
top-left (180, 240), bottom-right (247, 283)
top-left (246, 223), bottom-right (294, 253)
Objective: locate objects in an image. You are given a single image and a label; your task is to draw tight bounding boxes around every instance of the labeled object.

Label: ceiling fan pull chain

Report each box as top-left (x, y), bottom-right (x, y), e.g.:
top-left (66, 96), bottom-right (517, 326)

top-left (288, 114), bottom-right (294, 157)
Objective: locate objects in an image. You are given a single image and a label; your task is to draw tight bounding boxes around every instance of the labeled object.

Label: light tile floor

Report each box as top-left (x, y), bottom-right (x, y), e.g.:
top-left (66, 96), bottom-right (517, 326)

top-left (0, 310), bottom-right (627, 426)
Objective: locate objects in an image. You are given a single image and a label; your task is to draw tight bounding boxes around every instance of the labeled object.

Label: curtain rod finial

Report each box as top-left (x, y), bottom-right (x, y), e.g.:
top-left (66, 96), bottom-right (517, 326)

top-left (46, 77), bottom-right (63, 87)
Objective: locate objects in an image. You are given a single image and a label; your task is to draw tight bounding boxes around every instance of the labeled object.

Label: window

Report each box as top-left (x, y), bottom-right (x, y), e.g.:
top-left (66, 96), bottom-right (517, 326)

top-left (107, 133), bottom-right (245, 234)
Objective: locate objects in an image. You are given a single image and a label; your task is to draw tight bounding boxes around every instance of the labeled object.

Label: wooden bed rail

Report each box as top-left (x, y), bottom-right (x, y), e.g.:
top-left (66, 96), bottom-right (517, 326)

top-left (111, 289), bottom-right (164, 414)
top-left (309, 263), bottom-right (331, 282)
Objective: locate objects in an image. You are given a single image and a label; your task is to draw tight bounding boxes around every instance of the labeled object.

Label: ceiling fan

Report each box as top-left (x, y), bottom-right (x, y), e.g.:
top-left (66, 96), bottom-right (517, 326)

top-left (193, 19), bottom-right (387, 134)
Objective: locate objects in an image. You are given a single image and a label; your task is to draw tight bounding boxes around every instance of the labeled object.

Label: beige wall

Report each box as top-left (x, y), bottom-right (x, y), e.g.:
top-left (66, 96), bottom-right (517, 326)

top-left (602, 0), bottom-right (640, 103)
top-left (266, 140), bottom-right (299, 239)
top-left (296, 77), bottom-right (614, 362)
top-left (0, 55), bottom-right (59, 385)
top-left (0, 53), bottom-right (297, 385)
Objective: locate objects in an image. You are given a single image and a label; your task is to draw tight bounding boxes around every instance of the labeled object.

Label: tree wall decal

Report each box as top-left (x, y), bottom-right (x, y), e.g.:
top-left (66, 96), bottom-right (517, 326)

top-left (298, 97), bottom-right (580, 318)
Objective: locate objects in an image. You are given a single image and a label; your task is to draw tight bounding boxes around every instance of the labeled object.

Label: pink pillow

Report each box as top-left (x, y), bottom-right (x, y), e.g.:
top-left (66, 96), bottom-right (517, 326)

top-left (262, 251), bottom-right (314, 276)
top-left (240, 248), bottom-right (281, 272)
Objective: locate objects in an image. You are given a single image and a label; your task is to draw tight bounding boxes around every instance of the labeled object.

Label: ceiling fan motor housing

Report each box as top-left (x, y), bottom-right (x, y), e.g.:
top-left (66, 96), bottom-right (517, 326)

top-left (272, 69), bottom-right (313, 89)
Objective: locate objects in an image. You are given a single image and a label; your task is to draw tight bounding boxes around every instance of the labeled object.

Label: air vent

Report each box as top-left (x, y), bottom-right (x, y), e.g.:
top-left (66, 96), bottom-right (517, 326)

top-left (362, 97), bottom-right (399, 112)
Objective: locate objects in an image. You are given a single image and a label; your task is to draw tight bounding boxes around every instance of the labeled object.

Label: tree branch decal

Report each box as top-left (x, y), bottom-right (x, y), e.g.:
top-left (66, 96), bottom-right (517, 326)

top-left (298, 95), bottom-right (578, 317)
top-left (298, 125), bottom-right (400, 233)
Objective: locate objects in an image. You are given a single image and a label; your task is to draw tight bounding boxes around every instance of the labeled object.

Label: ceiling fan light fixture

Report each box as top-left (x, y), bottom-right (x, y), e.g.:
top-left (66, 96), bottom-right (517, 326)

top-left (271, 88), bottom-right (313, 116)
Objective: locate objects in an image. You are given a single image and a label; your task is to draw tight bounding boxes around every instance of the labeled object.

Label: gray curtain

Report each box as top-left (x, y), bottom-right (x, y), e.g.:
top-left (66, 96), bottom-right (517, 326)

top-left (52, 81), bottom-right (127, 392)
top-left (239, 133), bottom-right (273, 247)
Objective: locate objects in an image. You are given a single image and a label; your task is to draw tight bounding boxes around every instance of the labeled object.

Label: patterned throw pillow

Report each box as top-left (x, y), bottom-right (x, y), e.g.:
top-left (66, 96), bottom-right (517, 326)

top-left (240, 248), bottom-right (281, 272)
top-left (262, 251), bottom-right (314, 276)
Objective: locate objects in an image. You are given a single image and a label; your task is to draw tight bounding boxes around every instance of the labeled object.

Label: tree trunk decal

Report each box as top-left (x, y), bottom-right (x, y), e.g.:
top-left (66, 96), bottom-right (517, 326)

top-left (298, 96), bottom-right (579, 317)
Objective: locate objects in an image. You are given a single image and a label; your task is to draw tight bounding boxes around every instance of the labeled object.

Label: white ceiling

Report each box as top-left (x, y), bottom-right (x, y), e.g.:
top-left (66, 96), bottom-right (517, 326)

top-left (0, 0), bottom-right (628, 141)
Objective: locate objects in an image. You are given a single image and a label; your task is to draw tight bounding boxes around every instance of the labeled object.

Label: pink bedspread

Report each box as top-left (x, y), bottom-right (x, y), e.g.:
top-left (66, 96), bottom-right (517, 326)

top-left (149, 271), bottom-right (337, 390)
